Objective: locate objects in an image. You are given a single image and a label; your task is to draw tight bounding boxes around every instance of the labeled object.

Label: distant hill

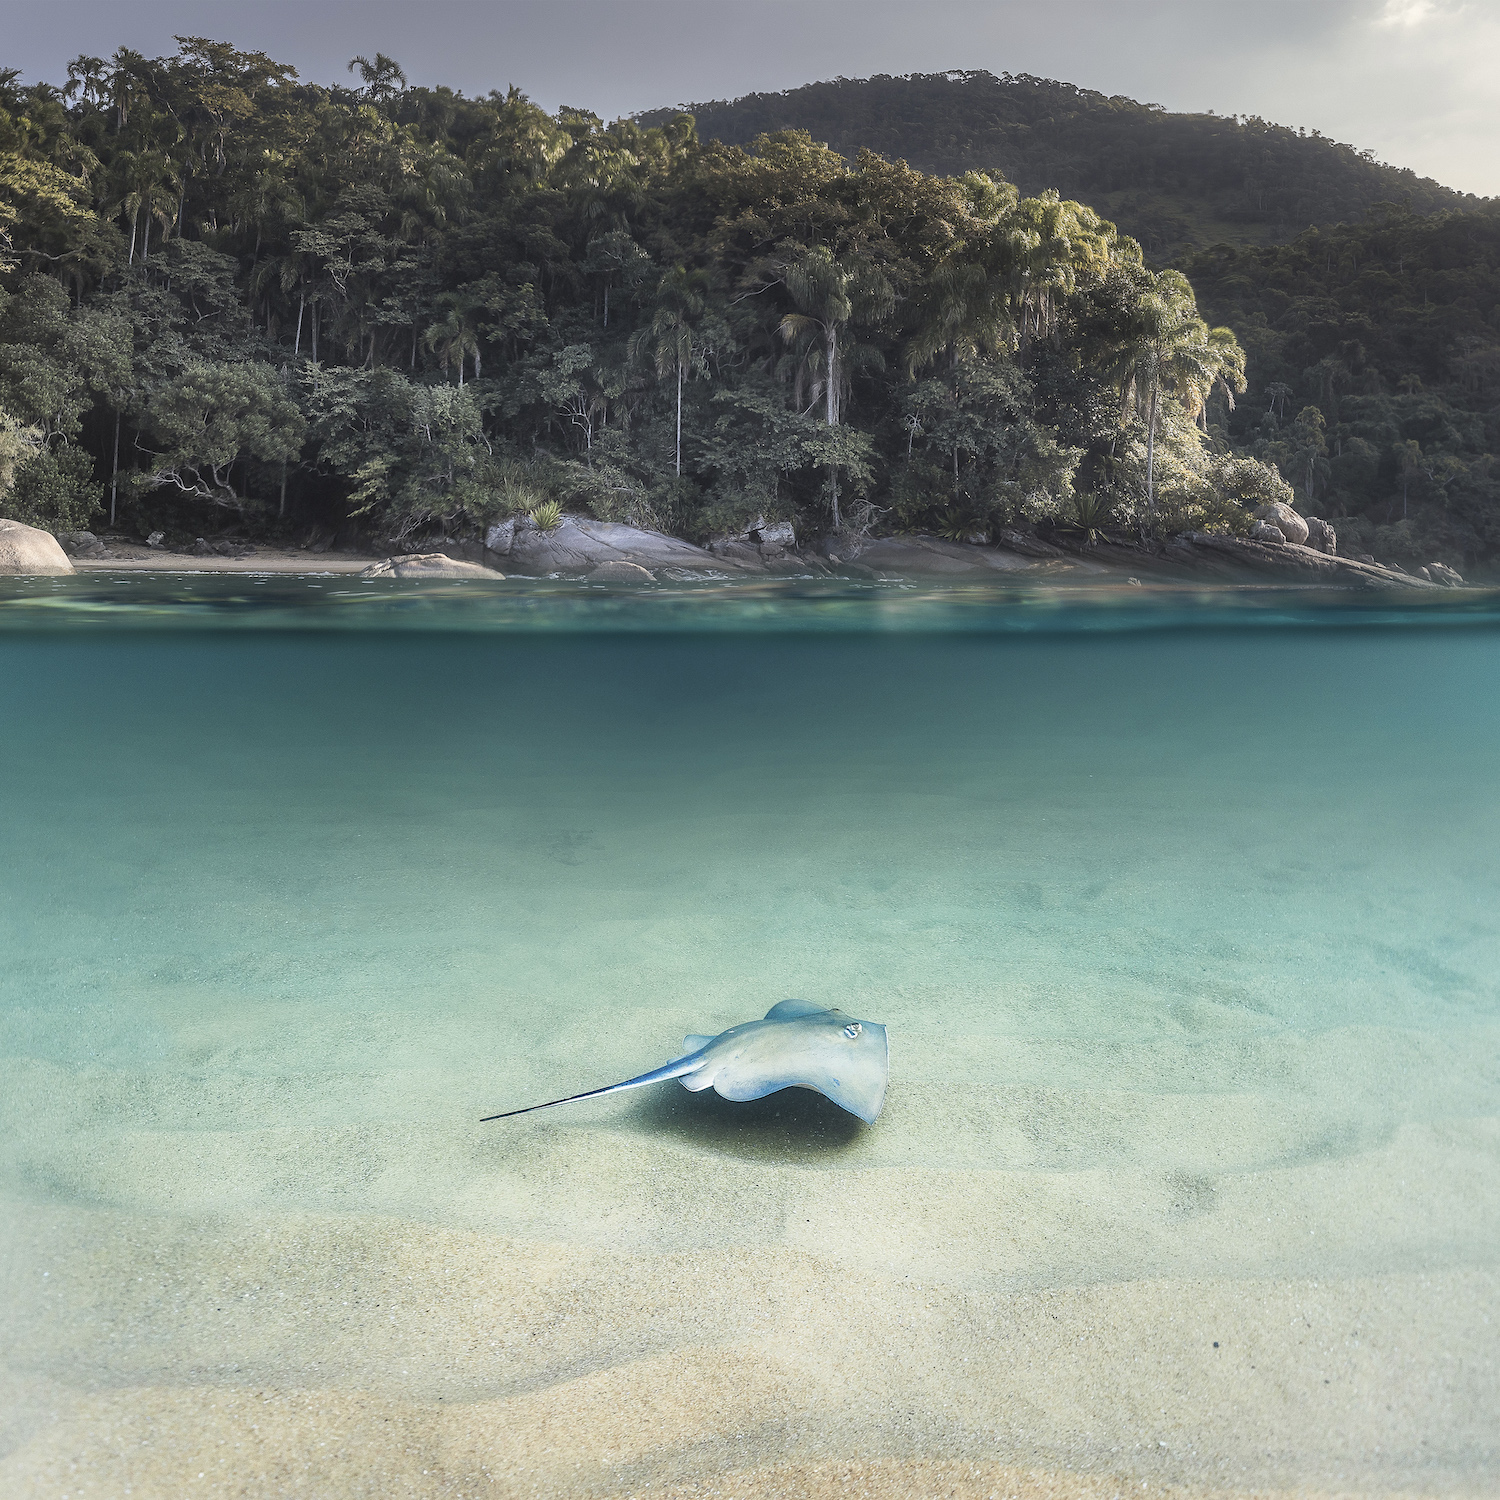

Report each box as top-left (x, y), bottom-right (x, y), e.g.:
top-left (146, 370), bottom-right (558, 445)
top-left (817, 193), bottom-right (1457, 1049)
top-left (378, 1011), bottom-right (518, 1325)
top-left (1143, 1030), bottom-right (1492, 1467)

top-left (641, 71), bottom-right (1481, 260)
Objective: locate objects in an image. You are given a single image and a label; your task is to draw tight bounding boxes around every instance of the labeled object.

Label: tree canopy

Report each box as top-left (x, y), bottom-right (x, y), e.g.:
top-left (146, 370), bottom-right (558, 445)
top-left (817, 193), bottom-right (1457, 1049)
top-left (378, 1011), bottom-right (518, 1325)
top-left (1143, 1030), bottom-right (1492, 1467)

top-left (0, 44), bottom-right (1282, 551)
top-left (642, 71), bottom-right (1480, 262)
top-left (1184, 203), bottom-right (1500, 566)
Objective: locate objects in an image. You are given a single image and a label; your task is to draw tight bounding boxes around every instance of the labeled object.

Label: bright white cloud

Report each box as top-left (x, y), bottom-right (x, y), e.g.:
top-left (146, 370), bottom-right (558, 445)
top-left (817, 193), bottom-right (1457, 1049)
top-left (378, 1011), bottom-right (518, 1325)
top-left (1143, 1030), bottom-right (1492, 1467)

top-left (1376, 0), bottom-right (1445, 27)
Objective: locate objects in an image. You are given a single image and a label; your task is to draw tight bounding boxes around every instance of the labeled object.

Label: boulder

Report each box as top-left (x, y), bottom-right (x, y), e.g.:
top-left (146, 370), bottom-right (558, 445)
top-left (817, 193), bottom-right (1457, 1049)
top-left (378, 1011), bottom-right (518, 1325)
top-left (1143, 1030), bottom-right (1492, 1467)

top-left (360, 553), bottom-right (503, 579)
top-left (1428, 561), bottom-right (1464, 586)
top-left (1252, 502), bottom-right (1309, 545)
top-left (1304, 516), bottom-right (1337, 555)
top-left (146, 531), bottom-right (165, 548)
top-left (586, 560), bottom-right (656, 584)
top-left (509, 514), bottom-right (743, 576)
top-left (1249, 521), bottom-right (1287, 544)
top-left (57, 529), bottom-right (106, 557)
top-left (484, 518), bottom-right (516, 557)
top-left (748, 515), bottom-right (795, 549)
top-left (0, 517), bottom-right (74, 575)
top-left (706, 514), bottom-right (801, 570)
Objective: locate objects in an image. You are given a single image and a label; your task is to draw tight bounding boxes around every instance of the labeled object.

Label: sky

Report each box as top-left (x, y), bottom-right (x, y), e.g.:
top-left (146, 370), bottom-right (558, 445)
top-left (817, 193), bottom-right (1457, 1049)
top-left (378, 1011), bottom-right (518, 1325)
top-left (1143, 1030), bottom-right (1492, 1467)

top-left (5, 0), bottom-right (1498, 196)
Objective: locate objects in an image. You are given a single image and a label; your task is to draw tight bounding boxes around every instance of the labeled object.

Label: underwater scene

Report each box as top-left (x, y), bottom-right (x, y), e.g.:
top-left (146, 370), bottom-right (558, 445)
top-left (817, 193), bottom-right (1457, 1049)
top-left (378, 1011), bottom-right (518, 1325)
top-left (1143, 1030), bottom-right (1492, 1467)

top-left (2, 574), bottom-right (1498, 1498)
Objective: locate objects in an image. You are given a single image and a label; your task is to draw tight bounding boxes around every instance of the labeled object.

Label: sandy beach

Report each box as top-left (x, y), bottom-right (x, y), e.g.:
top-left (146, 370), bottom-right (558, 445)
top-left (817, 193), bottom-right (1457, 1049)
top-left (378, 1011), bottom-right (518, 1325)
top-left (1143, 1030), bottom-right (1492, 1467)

top-left (72, 541), bottom-right (376, 573)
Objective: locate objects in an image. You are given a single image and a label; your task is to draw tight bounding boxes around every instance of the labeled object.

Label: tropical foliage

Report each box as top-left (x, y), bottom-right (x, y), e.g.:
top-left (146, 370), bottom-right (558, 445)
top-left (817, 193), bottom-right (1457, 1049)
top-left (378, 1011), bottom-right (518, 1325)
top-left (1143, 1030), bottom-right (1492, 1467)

top-left (0, 44), bottom-right (1267, 549)
top-left (1184, 204), bottom-right (1500, 568)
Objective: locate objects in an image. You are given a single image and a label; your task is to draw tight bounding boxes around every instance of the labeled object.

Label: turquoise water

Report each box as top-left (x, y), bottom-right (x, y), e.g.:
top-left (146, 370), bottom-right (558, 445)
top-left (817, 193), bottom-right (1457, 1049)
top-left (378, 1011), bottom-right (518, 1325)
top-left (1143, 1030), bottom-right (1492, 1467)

top-left (2, 574), bottom-right (1498, 1497)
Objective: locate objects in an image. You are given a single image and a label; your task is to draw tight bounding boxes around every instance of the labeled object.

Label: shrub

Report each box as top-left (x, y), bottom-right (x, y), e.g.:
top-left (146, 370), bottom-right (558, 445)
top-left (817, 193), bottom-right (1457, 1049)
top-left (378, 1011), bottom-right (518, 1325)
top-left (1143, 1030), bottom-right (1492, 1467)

top-left (528, 499), bottom-right (563, 532)
top-left (7, 443), bottom-right (102, 531)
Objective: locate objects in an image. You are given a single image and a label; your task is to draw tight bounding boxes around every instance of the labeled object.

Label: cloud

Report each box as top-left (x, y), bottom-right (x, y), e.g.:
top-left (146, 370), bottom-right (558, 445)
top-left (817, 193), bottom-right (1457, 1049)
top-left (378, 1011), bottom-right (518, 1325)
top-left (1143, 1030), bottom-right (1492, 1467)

top-left (1373, 0), bottom-right (1472, 26)
top-left (1376, 0), bottom-right (1442, 25)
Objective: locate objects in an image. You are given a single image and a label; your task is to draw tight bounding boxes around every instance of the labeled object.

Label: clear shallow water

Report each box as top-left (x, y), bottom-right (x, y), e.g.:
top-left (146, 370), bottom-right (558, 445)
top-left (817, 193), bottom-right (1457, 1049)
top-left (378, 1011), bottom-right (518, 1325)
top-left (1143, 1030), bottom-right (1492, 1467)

top-left (1, 575), bottom-right (1498, 1497)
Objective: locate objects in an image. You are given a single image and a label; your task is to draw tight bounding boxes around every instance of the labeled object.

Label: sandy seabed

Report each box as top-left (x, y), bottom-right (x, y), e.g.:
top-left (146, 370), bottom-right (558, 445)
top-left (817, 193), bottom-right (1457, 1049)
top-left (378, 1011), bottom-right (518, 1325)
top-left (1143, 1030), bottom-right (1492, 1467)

top-left (3, 1105), bottom-right (1496, 1499)
top-left (1, 627), bottom-right (1497, 1498)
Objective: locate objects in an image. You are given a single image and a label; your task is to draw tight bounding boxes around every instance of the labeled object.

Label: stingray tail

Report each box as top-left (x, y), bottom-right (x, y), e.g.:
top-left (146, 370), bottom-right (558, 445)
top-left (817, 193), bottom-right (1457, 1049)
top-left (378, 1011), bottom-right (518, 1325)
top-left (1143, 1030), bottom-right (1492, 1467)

top-left (480, 1050), bottom-right (707, 1122)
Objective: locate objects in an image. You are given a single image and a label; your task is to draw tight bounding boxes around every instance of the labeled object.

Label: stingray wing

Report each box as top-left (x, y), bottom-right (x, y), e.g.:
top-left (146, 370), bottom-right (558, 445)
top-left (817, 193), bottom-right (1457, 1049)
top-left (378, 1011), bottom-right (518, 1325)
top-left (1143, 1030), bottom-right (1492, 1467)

top-left (762, 998), bottom-right (833, 1021)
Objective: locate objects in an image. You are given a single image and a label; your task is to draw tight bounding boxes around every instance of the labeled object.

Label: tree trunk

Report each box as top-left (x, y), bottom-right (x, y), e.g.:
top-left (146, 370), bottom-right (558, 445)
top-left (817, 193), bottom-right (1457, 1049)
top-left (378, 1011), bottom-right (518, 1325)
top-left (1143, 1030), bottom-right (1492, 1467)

top-left (675, 362), bottom-right (683, 475)
top-left (294, 292), bottom-right (305, 355)
top-left (1146, 385), bottom-right (1158, 521)
top-left (826, 326), bottom-right (840, 529)
top-left (110, 411), bottom-right (120, 526)
top-left (279, 459), bottom-right (287, 519)
top-left (311, 302), bottom-right (318, 362)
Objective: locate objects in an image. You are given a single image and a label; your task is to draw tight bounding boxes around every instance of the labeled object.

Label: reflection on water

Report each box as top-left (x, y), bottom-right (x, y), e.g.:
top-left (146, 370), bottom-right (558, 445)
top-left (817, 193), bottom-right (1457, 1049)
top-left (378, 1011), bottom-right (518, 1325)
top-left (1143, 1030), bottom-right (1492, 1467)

top-left (2, 567), bottom-right (1500, 634)
top-left (1, 576), bottom-right (1497, 1495)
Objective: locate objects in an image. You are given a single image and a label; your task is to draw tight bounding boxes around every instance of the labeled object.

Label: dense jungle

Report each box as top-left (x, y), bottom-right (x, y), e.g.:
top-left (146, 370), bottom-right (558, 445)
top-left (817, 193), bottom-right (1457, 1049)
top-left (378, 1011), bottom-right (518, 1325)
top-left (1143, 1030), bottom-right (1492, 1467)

top-left (0, 44), bottom-right (1494, 572)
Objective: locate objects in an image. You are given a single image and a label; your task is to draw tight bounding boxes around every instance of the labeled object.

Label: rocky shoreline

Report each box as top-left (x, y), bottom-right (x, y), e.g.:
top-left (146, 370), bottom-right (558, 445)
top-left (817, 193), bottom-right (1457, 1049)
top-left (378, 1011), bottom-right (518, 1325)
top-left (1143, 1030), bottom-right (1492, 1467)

top-left (0, 512), bottom-right (1475, 591)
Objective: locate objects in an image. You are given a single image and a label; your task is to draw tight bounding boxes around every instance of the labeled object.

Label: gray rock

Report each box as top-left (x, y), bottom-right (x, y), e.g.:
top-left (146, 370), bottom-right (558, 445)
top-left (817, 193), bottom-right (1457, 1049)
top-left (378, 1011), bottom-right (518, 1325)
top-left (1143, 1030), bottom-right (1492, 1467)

top-left (1249, 520), bottom-right (1287, 544)
top-left (1253, 501), bottom-right (1309, 545)
top-left (1428, 561), bottom-right (1464, 586)
top-left (146, 531), bottom-right (165, 548)
top-left (1179, 531), bottom-right (1442, 588)
top-left (994, 528), bottom-right (1068, 559)
top-left (586, 561), bottom-right (656, 584)
top-left (360, 553), bottom-right (503, 579)
top-left (57, 529), bottom-right (105, 557)
top-left (509, 514), bottom-right (744, 575)
top-left (193, 537), bottom-right (214, 556)
top-left (1303, 516), bottom-right (1337, 554)
top-left (848, 534), bottom-right (1097, 578)
top-left (0, 517), bottom-right (74, 575)
top-left (962, 526), bottom-right (992, 546)
top-left (484, 518), bottom-right (516, 556)
top-left (748, 516), bottom-right (795, 549)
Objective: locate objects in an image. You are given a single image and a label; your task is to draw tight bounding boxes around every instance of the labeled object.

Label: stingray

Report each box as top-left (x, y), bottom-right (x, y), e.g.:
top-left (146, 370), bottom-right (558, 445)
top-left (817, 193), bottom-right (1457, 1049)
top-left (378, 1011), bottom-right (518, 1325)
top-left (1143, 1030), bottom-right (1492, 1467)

top-left (481, 1000), bottom-right (889, 1124)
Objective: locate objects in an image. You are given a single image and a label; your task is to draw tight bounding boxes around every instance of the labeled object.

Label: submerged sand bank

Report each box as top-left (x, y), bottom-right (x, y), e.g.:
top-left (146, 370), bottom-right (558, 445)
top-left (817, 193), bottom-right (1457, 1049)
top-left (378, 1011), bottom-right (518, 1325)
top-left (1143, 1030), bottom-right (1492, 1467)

top-left (3, 1168), bottom-right (1496, 1498)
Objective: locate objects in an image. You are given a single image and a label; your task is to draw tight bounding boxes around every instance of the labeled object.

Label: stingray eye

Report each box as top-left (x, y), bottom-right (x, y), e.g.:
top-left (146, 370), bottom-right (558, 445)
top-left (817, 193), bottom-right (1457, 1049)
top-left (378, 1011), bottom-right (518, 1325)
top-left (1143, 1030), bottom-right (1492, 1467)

top-left (842, 1022), bottom-right (862, 1039)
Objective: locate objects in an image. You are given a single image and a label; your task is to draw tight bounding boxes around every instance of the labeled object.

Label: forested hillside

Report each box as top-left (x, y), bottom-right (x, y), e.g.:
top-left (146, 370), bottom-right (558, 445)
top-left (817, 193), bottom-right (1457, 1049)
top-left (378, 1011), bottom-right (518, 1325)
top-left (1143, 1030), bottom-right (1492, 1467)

top-left (0, 42), bottom-right (1276, 553)
top-left (641, 72), bottom-right (1477, 260)
top-left (1184, 204), bottom-right (1500, 566)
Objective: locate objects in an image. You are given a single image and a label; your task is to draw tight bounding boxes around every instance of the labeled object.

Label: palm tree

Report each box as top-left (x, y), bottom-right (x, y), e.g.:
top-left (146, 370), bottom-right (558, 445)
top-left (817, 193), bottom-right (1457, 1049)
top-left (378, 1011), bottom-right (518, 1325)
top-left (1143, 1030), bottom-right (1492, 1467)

top-left (1264, 382), bottom-right (1294, 420)
top-left (101, 147), bottom-right (181, 264)
top-left (631, 266), bottom-right (710, 475)
top-left (777, 248), bottom-right (893, 527)
top-left (904, 259), bottom-right (1011, 375)
top-left (987, 192), bottom-right (1118, 347)
top-left (1103, 271), bottom-right (1245, 523)
top-left (347, 54), bottom-right (408, 106)
top-left (424, 304), bottom-right (479, 385)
